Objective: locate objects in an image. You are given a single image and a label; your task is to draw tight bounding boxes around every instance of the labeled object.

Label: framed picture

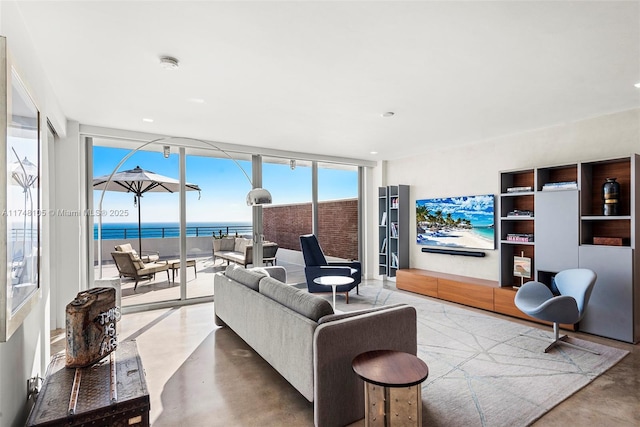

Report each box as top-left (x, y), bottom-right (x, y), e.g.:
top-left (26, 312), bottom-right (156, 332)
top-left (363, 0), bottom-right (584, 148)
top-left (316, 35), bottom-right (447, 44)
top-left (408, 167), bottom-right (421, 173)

top-left (0, 37), bottom-right (42, 342)
top-left (513, 256), bottom-right (532, 279)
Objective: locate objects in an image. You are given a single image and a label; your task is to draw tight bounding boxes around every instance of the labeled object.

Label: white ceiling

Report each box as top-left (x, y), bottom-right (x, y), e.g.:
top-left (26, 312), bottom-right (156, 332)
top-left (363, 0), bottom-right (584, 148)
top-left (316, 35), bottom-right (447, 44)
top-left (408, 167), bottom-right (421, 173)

top-left (14, 1), bottom-right (640, 161)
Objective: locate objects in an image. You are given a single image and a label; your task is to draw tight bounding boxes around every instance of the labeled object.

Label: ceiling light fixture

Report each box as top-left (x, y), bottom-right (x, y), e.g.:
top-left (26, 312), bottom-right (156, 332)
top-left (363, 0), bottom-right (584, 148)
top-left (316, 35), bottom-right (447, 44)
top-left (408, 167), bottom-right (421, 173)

top-left (159, 56), bottom-right (179, 70)
top-left (290, 159), bottom-right (296, 170)
top-left (635, 82), bottom-right (640, 88)
top-left (370, 151), bottom-right (378, 155)
top-left (163, 146), bottom-right (171, 158)
top-left (188, 98), bottom-right (206, 104)
top-left (381, 112), bottom-right (395, 118)
top-left (142, 118), bottom-right (154, 123)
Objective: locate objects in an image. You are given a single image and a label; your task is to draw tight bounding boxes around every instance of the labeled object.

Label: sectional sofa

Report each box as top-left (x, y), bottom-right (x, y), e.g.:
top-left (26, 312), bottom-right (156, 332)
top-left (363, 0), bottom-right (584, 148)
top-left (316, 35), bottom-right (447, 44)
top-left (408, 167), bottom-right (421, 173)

top-left (213, 264), bottom-right (417, 427)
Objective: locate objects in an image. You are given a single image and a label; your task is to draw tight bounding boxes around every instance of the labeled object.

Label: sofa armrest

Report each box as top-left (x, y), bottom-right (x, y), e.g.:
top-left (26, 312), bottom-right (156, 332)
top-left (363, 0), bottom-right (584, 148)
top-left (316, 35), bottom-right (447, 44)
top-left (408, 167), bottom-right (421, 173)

top-left (328, 260), bottom-right (361, 271)
top-left (263, 266), bottom-right (286, 283)
top-left (244, 245), bottom-right (253, 265)
top-left (313, 304), bottom-right (417, 427)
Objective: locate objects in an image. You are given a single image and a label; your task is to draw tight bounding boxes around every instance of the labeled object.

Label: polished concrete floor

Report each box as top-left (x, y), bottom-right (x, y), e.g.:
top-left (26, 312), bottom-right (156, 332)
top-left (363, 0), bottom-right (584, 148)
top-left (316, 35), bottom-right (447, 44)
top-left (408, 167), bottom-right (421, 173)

top-left (52, 280), bottom-right (639, 427)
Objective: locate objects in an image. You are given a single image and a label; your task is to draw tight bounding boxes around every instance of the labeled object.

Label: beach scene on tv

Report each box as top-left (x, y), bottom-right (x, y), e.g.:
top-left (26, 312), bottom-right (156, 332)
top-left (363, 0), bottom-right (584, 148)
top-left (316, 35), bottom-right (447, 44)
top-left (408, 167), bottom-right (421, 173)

top-left (416, 194), bottom-right (495, 250)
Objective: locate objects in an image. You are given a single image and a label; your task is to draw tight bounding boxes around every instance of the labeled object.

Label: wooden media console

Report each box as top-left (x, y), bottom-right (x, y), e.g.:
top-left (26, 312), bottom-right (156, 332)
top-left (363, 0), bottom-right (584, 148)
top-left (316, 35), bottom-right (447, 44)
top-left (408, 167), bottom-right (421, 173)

top-left (396, 268), bottom-right (575, 329)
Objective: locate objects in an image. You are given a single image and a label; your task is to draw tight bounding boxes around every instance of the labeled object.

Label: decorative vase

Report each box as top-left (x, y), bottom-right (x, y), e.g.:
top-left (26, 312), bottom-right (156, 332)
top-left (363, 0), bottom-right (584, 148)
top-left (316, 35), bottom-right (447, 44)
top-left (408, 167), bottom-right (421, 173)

top-left (602, 177), bottom-right (620, 216)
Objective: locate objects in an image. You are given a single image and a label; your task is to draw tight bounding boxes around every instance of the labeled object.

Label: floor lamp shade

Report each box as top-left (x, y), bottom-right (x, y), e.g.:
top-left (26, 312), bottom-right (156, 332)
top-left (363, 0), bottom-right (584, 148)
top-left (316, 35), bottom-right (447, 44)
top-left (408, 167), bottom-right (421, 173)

top-left (246, 188), bottom-right (272, 206)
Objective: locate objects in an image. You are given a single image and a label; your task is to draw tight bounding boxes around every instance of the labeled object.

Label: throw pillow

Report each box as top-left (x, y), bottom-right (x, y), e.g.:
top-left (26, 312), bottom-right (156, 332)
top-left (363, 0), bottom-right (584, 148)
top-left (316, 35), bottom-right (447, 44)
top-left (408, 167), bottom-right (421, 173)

top-left (234, 237), bottom-right (251, 254)
top-left (219, 237), bottom-right (235, 252)
top-left (131, 254), bottom-right (145, 270)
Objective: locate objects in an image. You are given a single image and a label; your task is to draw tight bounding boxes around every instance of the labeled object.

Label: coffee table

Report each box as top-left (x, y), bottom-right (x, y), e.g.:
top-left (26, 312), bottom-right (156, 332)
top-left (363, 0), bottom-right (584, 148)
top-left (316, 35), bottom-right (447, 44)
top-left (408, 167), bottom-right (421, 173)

top-left (313, 275), bottom-right (354, 309)
top-left (352, 350), bottom-right (429, 426)
top-left (166, 259), bottom-right (197, 283)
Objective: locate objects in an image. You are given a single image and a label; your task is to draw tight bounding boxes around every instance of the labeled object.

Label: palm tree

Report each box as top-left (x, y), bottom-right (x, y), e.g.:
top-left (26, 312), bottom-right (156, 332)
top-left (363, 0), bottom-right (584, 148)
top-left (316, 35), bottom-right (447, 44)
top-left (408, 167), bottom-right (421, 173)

top-left (416, 205), bottom-right (429, 224)
top-left (434, 210), bottom-right (444, 226)
top-left (445, 213), bottom-right (454, 227)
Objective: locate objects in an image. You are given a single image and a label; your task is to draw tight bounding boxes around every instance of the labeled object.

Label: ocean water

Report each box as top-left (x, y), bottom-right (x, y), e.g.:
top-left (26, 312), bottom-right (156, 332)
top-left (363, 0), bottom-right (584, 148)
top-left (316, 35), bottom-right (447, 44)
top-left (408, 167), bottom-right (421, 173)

top-left (472, 226), bottom-right (495, 242)
top-left (95, 221), bottom-right (252, 240)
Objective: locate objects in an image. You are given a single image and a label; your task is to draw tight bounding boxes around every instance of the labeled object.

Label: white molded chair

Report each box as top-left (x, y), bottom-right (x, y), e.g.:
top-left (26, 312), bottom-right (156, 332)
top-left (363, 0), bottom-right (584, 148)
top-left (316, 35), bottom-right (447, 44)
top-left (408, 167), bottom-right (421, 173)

top-left (514, 268), bottom-right (598, 354)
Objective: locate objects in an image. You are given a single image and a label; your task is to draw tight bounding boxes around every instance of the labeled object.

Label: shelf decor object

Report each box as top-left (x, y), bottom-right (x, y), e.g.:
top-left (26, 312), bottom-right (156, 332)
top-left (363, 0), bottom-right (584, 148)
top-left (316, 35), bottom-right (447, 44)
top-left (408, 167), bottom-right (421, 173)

top-left (602, 177), bottom-right (620, 216)
top-left (0, 37), bottom-right (42, 342)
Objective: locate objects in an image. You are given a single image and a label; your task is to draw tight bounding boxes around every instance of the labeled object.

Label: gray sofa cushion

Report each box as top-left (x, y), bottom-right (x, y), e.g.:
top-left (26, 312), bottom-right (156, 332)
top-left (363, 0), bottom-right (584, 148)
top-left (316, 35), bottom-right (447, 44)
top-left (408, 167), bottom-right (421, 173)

top-left (259, 277), bottom-right (333, 322)
top-left (225, 264), bottom-right (266, 291)
top-left (318, 303), bottom-right (407, 324)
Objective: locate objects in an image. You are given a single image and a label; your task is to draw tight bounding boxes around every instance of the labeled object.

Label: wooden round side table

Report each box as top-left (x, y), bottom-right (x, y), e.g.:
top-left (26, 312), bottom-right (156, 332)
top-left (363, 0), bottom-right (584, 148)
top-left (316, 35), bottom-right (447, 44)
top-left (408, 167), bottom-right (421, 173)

top-left (352, 350), bottom-right (429, 427)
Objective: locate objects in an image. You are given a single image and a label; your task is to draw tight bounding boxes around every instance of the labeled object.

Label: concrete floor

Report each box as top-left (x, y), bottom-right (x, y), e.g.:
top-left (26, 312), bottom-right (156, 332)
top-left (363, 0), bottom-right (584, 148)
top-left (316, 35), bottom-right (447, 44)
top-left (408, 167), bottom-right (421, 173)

top-left (52, 279), bottom-right (639, 427)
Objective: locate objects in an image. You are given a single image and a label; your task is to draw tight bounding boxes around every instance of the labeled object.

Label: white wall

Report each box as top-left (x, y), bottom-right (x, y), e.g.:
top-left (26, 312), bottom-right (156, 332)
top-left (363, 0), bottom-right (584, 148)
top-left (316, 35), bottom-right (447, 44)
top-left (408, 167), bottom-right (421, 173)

top-left (0, 2), bottom-right (67, 425)
top-left (382, 108), bottom-right (640, 281)
top-left (52, 122), bottom-right (87, 329)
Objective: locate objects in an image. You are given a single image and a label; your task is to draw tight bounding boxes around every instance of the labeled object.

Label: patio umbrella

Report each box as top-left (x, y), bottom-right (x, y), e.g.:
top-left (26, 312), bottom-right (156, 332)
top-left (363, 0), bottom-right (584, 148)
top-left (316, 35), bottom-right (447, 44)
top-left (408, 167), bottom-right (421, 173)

top-left (93, 165), bottom-right (201, 254)
top-left (9, 153), bottom-right (38, 287)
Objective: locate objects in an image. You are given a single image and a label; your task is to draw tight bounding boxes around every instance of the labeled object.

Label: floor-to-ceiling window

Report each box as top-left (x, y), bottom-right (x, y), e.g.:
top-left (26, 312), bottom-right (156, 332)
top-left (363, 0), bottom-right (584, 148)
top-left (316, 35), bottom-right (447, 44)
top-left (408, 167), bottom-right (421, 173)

top-left (93, 145), bottom-right (199, 308)
top-left (184, 153), bottom-right (253, 299)
top-left (89, 133), bottom-right (368, 310)
top-left (317, 162), bottom-right (359, 261)
top-left (91, 139), bottom-right (261, 310)
top-left (261, 157), bottom-right (361, 280)
top-left (261, 158), bottom-right (312, 275)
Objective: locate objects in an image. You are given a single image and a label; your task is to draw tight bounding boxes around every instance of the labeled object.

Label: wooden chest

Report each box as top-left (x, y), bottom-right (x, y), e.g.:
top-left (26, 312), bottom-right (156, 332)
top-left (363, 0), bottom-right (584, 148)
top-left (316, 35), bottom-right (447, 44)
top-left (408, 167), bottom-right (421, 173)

top-left (27, 340), bottom-right (149, 427)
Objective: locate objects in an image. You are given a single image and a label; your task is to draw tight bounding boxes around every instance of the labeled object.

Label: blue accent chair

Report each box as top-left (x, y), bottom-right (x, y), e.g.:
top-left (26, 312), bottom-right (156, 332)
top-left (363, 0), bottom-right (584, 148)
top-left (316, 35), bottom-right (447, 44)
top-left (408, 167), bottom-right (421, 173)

top-left (299, 234), bottom-right (361, 303)
top-left (515, 268), bottom-right (598, 354)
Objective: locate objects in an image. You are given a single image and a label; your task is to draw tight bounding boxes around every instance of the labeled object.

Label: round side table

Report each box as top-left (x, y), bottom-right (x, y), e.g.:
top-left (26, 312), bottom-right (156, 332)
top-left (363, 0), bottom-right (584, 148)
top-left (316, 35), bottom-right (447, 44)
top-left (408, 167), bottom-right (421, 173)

top-left (313, 275), bottom-right (354, 309)
top-left (352, 350), bottom-right (429, 427)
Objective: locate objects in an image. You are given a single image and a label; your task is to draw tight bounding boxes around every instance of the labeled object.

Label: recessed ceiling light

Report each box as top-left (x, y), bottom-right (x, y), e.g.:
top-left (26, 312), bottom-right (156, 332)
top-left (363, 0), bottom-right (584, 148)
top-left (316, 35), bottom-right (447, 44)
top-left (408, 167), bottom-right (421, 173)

top-left (381, 112), bottom-right (395, 118)
top-left (188, 98), bottom-right (206, 104)
top-left (159, 56), bottom-right (179, 70)
top-left (635, 82), bottom-right (640, 88)
top-left (142, 118), bottom-right (154, 123)
top-left (370, 151), bottom-right (378, 155)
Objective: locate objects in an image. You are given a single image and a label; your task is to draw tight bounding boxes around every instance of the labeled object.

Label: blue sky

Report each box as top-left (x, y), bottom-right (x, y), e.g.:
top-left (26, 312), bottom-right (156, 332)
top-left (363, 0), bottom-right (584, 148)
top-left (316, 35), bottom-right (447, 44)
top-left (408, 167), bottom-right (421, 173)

top-left (93, 146), bottom-right (358, 223)
top-left (416, 194), bottom-right (495, 227)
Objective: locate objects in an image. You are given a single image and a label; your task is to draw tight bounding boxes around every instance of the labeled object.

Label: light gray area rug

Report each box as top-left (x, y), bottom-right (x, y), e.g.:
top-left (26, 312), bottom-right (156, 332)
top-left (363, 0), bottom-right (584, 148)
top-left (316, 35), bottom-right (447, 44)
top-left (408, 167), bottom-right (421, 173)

top-left (339, 284), bottom-right (629, 427)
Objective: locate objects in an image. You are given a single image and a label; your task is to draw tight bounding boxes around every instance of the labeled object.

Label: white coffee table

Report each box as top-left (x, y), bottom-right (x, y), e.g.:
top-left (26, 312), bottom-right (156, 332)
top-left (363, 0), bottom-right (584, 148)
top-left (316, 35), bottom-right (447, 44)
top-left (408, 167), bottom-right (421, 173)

top-left (313, 276), bottom-right (355, 309)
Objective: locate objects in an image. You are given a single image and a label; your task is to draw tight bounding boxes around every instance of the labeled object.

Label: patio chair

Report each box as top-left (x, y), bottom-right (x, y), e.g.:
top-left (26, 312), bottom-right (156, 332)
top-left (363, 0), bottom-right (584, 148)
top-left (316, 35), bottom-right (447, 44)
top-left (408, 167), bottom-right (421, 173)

top-left (111, 251), bottom-right (170, 290)
top-left (114, 243), bottom-right (160, 263)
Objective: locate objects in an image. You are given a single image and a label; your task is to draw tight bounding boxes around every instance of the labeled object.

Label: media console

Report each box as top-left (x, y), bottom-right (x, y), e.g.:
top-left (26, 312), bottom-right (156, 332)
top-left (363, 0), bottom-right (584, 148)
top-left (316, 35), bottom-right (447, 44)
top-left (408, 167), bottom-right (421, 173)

top-left (396, 268), bottom-right (575, 329)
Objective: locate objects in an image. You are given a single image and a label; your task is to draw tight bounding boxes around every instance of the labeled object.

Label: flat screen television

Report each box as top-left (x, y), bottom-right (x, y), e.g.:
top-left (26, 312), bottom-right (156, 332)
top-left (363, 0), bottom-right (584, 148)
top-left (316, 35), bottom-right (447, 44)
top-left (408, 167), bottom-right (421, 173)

top-left (416, 194), bottom-right (495, 250)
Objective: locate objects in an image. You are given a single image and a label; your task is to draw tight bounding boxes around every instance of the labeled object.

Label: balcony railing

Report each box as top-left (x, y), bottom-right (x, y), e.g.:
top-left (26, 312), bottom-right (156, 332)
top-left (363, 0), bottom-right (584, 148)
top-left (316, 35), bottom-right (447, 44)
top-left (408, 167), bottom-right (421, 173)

top-left (93, 225), bottom-right (253, 240)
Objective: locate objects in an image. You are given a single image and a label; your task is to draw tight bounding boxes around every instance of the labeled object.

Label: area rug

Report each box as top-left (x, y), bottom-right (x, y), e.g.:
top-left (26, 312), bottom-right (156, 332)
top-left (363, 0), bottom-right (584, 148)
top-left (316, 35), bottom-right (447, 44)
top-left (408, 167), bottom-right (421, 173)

top-left (338, 284), bottom-right (629, 427)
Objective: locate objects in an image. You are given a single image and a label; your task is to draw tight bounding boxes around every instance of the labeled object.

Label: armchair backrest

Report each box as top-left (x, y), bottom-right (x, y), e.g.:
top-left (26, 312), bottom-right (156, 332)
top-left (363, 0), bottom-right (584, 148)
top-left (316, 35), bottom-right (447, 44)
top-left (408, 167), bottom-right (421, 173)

top-left (111, 252), bottom-right (144, 275)
top-left (300, 234), bottom-right (328, 267)
top-left (114, 243), bottom-right (140, 257)
top-left (554, 268), bottom-right (597, 316)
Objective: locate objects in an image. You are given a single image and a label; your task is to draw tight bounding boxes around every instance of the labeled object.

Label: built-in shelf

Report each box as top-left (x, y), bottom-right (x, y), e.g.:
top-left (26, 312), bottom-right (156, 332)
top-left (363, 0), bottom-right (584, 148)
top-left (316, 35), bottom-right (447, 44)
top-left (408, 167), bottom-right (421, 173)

top-left (378, 185), bottom-right (409, 278)
top-left (499, 155), bottom-right (640, 343)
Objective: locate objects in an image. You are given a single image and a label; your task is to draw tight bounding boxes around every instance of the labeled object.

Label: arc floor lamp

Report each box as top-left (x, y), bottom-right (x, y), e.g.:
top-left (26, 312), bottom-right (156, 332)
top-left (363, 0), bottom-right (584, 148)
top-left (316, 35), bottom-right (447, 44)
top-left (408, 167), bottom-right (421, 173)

top-left (95, 136), bottom-right (272, 278)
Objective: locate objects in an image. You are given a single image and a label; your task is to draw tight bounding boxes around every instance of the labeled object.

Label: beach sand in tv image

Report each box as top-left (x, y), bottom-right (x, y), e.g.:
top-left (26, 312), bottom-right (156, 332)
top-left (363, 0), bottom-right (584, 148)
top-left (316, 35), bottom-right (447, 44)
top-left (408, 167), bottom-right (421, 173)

top-left (416, 194), bottom-right (495, 250)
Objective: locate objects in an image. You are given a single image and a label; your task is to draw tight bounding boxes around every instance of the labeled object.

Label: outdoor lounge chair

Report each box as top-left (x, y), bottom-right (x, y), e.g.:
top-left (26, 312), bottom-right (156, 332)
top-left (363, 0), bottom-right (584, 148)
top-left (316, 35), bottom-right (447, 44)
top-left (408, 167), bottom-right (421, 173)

top-left (114, 243), bottom-right (160, 263)
top-left (111, 251), bottom-right (170, 290)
